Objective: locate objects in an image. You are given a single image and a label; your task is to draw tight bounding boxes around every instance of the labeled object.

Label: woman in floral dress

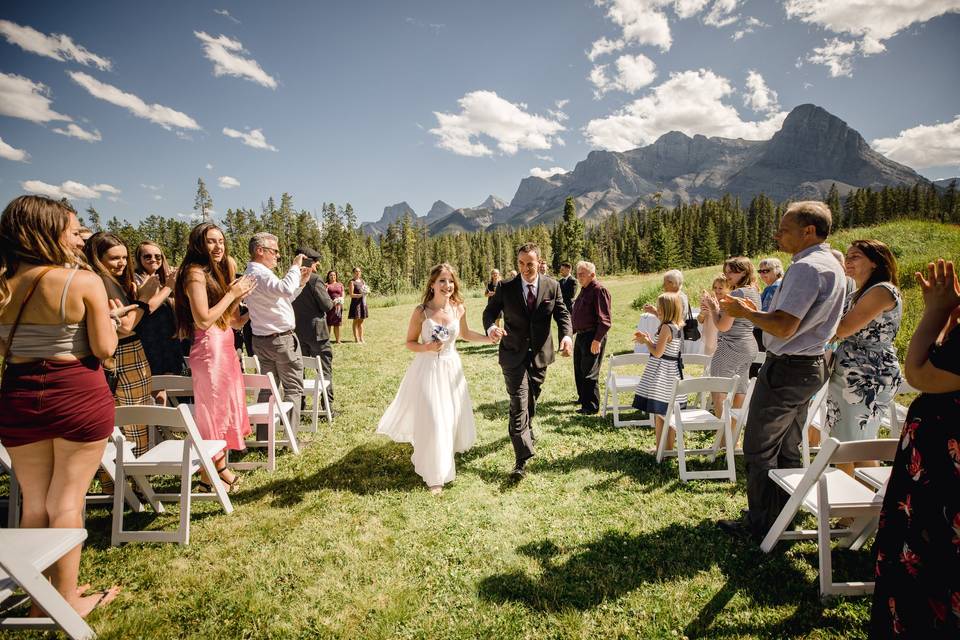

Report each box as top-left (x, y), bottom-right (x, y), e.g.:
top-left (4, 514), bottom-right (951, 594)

top-left (869, 258), bottom-right (960, 639)
top-left (826, 240), bottom-right (902, 475)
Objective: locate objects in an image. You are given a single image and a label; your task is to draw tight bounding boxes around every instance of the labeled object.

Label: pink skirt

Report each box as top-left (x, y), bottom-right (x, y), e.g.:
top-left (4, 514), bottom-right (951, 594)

top-left (189, 326), bottom-right (251, 451)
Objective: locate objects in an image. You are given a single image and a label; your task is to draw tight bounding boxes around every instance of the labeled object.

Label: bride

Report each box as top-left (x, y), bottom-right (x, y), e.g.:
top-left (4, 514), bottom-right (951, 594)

top-left (376, 262), bottom-right (493, 494)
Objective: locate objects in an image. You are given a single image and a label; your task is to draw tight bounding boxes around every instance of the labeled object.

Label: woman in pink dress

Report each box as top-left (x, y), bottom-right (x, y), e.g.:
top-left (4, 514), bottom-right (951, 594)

top-left (325, 270), bottom-right (344, 343)
top-left (173, 222), bottom-right (256, 490)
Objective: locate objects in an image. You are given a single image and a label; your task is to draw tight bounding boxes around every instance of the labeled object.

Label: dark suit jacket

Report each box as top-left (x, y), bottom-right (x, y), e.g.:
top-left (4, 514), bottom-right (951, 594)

top-left (292, 273), bottom-right (334, 353)
top-left (483, 275), bottom-right (572, 369)
top-left (559, 275), bottom-right (578, 312)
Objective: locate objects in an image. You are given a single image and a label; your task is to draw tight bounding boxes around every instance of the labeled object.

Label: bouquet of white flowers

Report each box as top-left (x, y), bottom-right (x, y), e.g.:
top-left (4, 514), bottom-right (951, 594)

top-left (361, 284), bottom-right (371, 295)
top-left (430, 325), bottom-right (450, 358)
top-left (333, 296), bottom-right (344, 306)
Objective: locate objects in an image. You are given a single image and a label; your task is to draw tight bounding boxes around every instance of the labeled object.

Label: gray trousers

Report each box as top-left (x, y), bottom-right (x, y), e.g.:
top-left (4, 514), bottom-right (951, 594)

top-left (502, 356), bottom-right (547, 465)
top-left (744, 354), bottom-right (827, 537)
top-left (251, 333), bottom-right (303, 436)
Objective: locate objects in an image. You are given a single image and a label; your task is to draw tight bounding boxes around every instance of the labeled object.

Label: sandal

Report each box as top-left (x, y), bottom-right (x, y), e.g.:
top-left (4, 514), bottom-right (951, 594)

top-left (216, 465), bottom-right (241, 491)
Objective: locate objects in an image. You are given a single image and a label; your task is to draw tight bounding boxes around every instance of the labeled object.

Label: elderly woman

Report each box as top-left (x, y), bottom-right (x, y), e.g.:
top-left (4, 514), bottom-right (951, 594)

top-left (644, 269), bottom-right (689, 317)
top-left (757, 257), bottom-right (783, 312)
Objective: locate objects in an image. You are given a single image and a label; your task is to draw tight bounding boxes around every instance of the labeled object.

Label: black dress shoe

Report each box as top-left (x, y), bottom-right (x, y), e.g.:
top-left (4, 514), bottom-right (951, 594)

top-left (717, 518), bottom-right (760, 543)
top-left (510, 459), bottom-right (528, 480)
top-left (577, 407), bottom-right (599, 415)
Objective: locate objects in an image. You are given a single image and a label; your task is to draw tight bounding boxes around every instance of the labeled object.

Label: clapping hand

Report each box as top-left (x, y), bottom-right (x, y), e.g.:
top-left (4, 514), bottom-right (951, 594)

top-left (916, 259), bottom-right (960, 317)
top-left (719, 294), bottom-right (756, 318)
top-left (138, 274), bottom-right (162, 299)
top-left (109, 298), bottom-right (139, 320)
top-left (633, 330), bottom-right (650, 346)
top-left (229, 275), bottom-right (257, 301)
top-left (643, 303), bottom-right (658, 315)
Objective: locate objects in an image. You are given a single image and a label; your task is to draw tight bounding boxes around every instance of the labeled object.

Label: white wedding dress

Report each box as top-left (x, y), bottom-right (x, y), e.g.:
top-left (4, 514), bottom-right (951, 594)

top-left (376, 311), bottom-right (476, 487)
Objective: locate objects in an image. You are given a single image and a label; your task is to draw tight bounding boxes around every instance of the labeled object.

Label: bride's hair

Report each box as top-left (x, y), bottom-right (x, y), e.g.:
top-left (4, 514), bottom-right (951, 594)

top-left (422, 262), bottom-right (464, 307)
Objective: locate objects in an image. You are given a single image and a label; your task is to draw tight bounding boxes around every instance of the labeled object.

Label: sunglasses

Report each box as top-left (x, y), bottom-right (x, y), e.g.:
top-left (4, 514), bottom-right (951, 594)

top-left (757, 269), bottom-right (771, 274)
top-left (142, 253), bottom-right (163, 261)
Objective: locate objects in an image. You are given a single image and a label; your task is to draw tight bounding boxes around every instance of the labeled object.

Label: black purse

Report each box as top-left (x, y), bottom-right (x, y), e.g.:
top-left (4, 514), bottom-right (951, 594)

top-left (682, 302), bottom-right (701, 341)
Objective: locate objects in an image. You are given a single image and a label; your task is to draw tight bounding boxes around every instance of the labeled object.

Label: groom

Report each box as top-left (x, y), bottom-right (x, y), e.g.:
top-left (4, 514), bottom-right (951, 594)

top-left (484, 242), bottom-right (573, 479)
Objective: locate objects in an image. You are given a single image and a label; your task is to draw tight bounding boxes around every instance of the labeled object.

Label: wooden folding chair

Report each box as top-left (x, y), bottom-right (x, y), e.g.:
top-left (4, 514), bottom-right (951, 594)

top-left (760, 437), bottom-right (898, 599)
top-left (301, 356), bottom-right (332, 432)
top-left (111, 405), bottom-right (233, 546)
top-left (0, 528), bottom-right (94, 639)
top-left (656, 376), bottom-right (740, 482)
top-left (601, 353), bottom-right (651, 427)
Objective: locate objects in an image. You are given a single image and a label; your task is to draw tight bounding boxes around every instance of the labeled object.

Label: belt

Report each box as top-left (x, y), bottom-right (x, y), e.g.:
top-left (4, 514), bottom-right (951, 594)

top-left (255, 329), bottom-right (294, 339)
top-left (766, 352), bottom-right (823, 362)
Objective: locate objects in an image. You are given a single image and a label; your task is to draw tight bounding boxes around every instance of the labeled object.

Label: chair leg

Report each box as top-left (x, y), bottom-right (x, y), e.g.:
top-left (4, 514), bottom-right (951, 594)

top-left (676, 422), bottom-right (687, 481)
top-left (817, 478), bottom-right (833, 597)
top-left (2, 555), bottom-right (95, 640)
top-left (724, 418), bottom-right (736, 482)
top-left (111, 453), bottom-right (125, 547)
top-left (178, 463), bottom-right (191, 545)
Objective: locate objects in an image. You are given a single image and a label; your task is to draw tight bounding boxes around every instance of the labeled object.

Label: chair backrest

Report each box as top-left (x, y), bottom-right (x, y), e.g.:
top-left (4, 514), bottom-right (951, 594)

top-left (682, 353), bottom-right (712, 369)
top-left (301, 355), bottom-right (321, 372)
top-left (804, 383), bottom-right (829, 429)
top-left (243, 372), bottom-right (282, 398)
top-left (152, 375), bottom-right (194, 393)
top-left (675, 375), bottom-right (739, 396)
top-left (608, 352), bottom-right (649, 369)
top-left (115, 404), bottom-right (196, 438)
top-left (897, 380), bottom-right (919, 394)
top-left (241, 354), bottom-right (261, 374)
top-left (820, 437), bottom-right (899, 466)
top-left (0, 443), bottom-right (11, 471)
top-left (753, 351), bottom-right (766, 365)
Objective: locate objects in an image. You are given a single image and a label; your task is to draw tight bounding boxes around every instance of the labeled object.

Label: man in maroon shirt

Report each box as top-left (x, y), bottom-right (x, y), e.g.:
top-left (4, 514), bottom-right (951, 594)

top-left (571, 260), bottom-right (612, 414)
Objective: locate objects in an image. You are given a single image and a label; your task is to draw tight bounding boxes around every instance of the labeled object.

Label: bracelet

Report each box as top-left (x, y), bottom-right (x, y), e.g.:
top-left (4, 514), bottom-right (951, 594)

top-left (133, 300), bottom-right (149, 313)
top-left (111, 315), bottom-right (122, 330)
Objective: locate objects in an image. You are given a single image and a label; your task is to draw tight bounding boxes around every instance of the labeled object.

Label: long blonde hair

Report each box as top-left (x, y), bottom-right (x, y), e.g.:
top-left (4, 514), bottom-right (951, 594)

top-left (657, 292), bottom-right (683, 326)
top-left (421, 263), bottom-right (464, 307)
top-left (0, 195), bottom-right (78, 313)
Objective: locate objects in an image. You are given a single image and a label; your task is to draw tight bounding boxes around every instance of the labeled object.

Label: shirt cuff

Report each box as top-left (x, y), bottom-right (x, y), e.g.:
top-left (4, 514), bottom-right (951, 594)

top-left (486, 324), bottom-right (498, 336)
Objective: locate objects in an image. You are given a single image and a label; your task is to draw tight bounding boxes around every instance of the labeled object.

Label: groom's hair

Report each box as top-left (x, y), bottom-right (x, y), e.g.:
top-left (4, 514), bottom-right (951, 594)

top-left (517, 242), bottom-right (540, 259)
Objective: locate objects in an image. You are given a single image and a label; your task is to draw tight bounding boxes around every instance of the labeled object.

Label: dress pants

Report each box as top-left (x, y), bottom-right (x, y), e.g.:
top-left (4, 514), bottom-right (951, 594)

top-left (502, 354), bottom-right (547, 464)
top-left (252, 332), bottom-right (304, 439)
top-left (743, 354), bottom-right (826, 537)
top-left (573, 330), bottom-right (605, 413)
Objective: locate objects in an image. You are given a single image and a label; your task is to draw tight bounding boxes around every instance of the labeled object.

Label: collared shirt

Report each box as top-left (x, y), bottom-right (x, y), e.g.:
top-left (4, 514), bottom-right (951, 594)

top-left (571, 279), bottom-right (612, 341)
top-left (763, 243), bottom-right (846, 356)
top-left (243, 261), bottom-right (304, 336)
top-left (520, 275), bottom-right (539, 305)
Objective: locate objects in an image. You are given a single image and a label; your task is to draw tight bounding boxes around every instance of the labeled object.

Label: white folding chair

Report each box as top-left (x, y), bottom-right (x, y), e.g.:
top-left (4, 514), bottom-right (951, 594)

top-left (236, 373), bottom-right (300, 472)
top-left (706, 375), bottom-right (757, 460)
top-left (881, 380), bottom-right (918, 436)
top-left (111, 405), bottom-right (233, 546)
top-left (0, 529), bottom-right (94, 639)
top-left (681, 353), bottom-right (712, 374)
top-left (854, 466), bottom-right (892, 492)
top-left (241, 354), bottom-right (262, 374)
top-left (656, 375), bottom-right (740, 482)
top-left (760, 437), bottom-right (898, 599)
top-left (301, 356), bottom-right (332, 432)
top-left (85, 438), bottom-right (145, 515)
top-left (602, 353), bottom-right (651, 427)
top-left (633, 313), bottom-right (660, 354)
top-left (800, 383), bottom-right (831, 467)
top-left (0, 444), bottom-right (20, 528)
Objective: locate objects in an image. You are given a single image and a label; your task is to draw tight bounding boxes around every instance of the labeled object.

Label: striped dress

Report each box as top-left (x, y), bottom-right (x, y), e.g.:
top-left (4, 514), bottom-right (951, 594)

top-left (632, 323), bottom-right (682, 415)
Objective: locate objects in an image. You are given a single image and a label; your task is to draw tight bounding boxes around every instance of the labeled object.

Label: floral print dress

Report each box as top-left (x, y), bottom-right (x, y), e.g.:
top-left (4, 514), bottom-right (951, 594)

top-left (869, 323), bottom-right (960, 638)
top-left (826, 282), bottom-right (903, 441)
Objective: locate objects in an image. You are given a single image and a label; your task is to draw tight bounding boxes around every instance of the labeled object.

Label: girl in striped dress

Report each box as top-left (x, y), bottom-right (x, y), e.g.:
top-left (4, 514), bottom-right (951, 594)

top-left (633, 292), bottom-right (684, 452)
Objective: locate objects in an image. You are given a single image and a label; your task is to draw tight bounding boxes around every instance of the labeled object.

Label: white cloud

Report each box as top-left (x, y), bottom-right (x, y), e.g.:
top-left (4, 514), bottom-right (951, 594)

top-left (67, 71), bottom-right (200, 131)
top-left (743, 70), bottom-right (779, 113)
top-left (141, 183), bottom-right (162, 191)
top-left (871, 115), bottom-right (960, 169)
top-left (214, 9), bottom-right (240, 24)
top-left (430, 90), bottom-right (566, 157)
top-left (583, 68), bottom-right (788, 151)
top-left (529, 167), bottom-right (570, 179)
top-left (218, 175), bottom-right (240, 189)
top-left (152, 194), bottom-right (164, 200)
top-left (807, 37), bottom-right (858, 77)
top-left (586, 36), bottom-right (625, 61)
top-left (222, 127), bottom-right (278, 151)
top-left (703, 0), bottom-right (740, 27)
top-left (596, 0), bottom-right (673, 51)
top-left (0, 136), bottom-right (29, 162)
top-left (0, 72), bottom-right (71, 124)
top-left (0, 20), bottom-right (111, 70)
top-left (732, 16), bottom-right (767, 40)
top-left (21, 179), bottom-right (119, 200)
top-left (786, 0), bottom-right (960, 75)
top-left (194, 31), bottom-right (277, 89)
top-left (548, 99), bottom-right (570, 122)
top-left (51, 123), bottom-right (102, 142)
top-left (590, 53), bottom-right (658, 97)
top-left (674, 0), bottom-right (711, 18)
top-left (535, 154), bottom-right (555, 161)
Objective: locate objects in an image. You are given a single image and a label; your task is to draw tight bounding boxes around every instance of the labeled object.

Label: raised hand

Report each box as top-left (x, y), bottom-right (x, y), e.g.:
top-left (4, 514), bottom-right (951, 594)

top-left (720, 294), bottom-right (755, 318)
top-left (633, 330), bottom-right (650, 345)
top-left (229, 275), bottom-right (257, 301)
top-left (916, 259), bottom-right (960, 316)
top-left (643, 303), bottom-right (658, 315)
top-left (108, 298), bottom-right (139, 320)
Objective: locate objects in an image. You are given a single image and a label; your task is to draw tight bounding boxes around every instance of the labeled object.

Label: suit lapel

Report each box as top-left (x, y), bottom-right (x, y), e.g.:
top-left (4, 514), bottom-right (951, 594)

top-left (535, 275), bottom-right (547, 310)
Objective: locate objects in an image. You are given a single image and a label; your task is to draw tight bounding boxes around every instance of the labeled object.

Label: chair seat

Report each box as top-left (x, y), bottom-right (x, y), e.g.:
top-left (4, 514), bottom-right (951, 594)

top-left (0, 529), bottom-right (87, 574)
top-left (247, 401), bottom-right (295, 422)
top-left (611, 375), bottom-right (641, 391)
top-left (854, 466), bottom-right (892, 491)
top-left (127, 439), bottom-right (226, 468)
top-left (769, 467), bottom-right (884, 513)
top-left (669, 408), bottom-right (722, 430)
top-left (302, 379), bottom-right (331, 391)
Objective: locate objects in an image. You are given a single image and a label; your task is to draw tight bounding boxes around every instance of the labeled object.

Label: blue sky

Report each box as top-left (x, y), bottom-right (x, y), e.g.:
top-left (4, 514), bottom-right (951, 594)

top-left (1, 1), bottom-right (958, 225)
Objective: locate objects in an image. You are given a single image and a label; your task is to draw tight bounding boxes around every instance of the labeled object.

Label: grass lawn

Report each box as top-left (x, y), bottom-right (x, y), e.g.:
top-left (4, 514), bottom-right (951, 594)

top-left (2, 221), bottom-right (957, 639)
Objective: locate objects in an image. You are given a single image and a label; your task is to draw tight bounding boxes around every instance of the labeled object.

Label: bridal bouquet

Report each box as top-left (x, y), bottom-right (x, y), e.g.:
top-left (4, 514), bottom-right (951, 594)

top-left (430, 325), bottom-right (450, 358)
top-left (361, 284), bottom-right (371, 295)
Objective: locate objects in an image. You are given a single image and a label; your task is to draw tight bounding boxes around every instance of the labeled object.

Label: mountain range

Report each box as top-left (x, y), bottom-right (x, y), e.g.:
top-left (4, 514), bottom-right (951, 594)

top-left (361, 104), bottom-right (929, 236)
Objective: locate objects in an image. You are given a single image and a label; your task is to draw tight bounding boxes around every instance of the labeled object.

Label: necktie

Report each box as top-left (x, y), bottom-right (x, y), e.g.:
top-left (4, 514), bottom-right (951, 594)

top-left (527, 283), bottom-right (536, 312)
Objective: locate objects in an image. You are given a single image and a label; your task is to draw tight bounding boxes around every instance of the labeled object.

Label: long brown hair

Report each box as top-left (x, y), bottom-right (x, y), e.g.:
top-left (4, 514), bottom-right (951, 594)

top-left (134, 241), bottom-right (169, 286)
top-left (723, 256), bottom-right (757, 289)
top-left (174, 222), bottom-right (236, 336)
top-left (84, 232), bottom-right (136, 300)
top-left (0, 195), bottom-right (78, 313)
top-left (421, 263), bottom-right (464, 307)
top-left (850, 239), bottom-right (899, 302)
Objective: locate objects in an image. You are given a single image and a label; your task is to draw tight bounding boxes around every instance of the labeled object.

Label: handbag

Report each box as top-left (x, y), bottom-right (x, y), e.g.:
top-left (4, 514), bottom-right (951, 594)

top-left (1, 267), bottom-right (56, 384)
top-left (682, 302), bottom-right (701, 342)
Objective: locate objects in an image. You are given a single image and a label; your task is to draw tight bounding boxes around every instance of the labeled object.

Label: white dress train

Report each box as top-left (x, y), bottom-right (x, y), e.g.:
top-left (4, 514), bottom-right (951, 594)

top-left (376, 315), bottom-right (476, 487)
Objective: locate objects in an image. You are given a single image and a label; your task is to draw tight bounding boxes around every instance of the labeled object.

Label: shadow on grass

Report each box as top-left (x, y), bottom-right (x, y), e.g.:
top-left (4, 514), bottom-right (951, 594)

top-left (478, 519), bottom-right (870, 637)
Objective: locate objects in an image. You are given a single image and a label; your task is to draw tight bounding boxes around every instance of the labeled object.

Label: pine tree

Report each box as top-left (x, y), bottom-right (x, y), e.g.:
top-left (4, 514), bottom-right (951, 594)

top-left (826, 183), bottom-right (841, 227)
top-left (648, 221), bottom-right (680, 272)
top-left (553, 196), bottom-right (585, 268)
top-left (85, 205), bottom-right (102, 232)
top-left (691, 218), bottom-right (722, 267)
top-left (194, 178), bottom-right (213, 221)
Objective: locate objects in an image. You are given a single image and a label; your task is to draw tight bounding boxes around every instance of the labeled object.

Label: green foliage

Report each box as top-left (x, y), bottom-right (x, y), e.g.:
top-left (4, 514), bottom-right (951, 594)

top-left (194, 177), bottom-right (213, 221)
top-left (551, 196), bottom-right (585, 269)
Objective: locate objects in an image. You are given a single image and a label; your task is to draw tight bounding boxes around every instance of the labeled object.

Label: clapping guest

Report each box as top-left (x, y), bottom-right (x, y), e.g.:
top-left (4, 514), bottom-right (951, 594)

top-left (0, 195), bottom-right (123, 617)
top-left (85, 232), bottom-right (154, 457)
top-left (644, 269), bottom-right (690, 318)
top-left (174, 223), bottom-right (255, 491)
top-left (133, 242), bottom-right (184, 388)
top-left (757, 258), bottom-right (784, 312)
top-left (869, 259), bottom-right (960, 638)
top-left (633, 292), bottom-right (684, 452)
top-left (325, 270), bottom-right (344, 343)
top-left (292, 248), bottom-right (335, 407)
top-left (348, 266), bottom-right (369, 343)
top-left (697, 274), bottom-right (730, 356)
top-left (485, 269), bottom-right (501, 299)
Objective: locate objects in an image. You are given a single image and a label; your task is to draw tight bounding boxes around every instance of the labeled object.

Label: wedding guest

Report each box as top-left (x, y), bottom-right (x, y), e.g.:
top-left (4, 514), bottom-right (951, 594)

top-left (697, 274), bottom-right (730, 357)
top-left (633, 292), bottom-right (684, 453)
top-left (348, 266), bottom-right (369, 343)
top-left (751, 257), bottom-right (783, 377)
top-left (174, 223), bottom-right (255, 490)
top-left (644, 270), bottom-right (690, 317)
top-left (869, 258), bottom-right (960, 639)
top-left (825, 240), bottom-right (902, 475)
top-left (571, 261), bottom-right (611, 415)
top-left (0, 195), bottom-right (123, 617)
top-left (244, 233), bottom-right (312, 432)
top-left (558, 262), bottom-right (577, 314)
top-left (325, 270), bottom-right (344, 343)
top-left (292, 247), bottom-right (335, 406)
top-left (85, 232), bottom-right (154, 457)
top-left (701, 257), bottom-right (761, 423)
top-left (507, 269), bottom-right (518, 280)
top-left (718, 201), bottom-right (846, 541)
top-left (485, 269), bottom-right (501, 299)
top-left (538, 262), bottom-right (548, 276)
top-left (133, 241), bottom-right (184, 389)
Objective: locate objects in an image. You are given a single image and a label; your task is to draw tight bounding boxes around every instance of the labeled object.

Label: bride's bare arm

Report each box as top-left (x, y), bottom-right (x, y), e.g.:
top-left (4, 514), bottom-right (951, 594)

top-left (458, 303), bottom-right (493, 343)
top-left (406, 305), bottom-right (442, 353)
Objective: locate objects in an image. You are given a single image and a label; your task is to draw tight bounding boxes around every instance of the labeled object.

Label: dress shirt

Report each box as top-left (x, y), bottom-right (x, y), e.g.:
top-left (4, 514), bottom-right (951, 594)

top-left (520, 276), bottom-right (538, 304)
top-left (243, 261), bottom-right (304, 336)
top-left (571, 280), bottom-right (611, 341)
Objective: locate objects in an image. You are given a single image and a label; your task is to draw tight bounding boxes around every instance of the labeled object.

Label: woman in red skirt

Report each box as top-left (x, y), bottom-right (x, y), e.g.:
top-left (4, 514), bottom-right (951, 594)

top-left (0, 195), bottom-right (128, 617)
